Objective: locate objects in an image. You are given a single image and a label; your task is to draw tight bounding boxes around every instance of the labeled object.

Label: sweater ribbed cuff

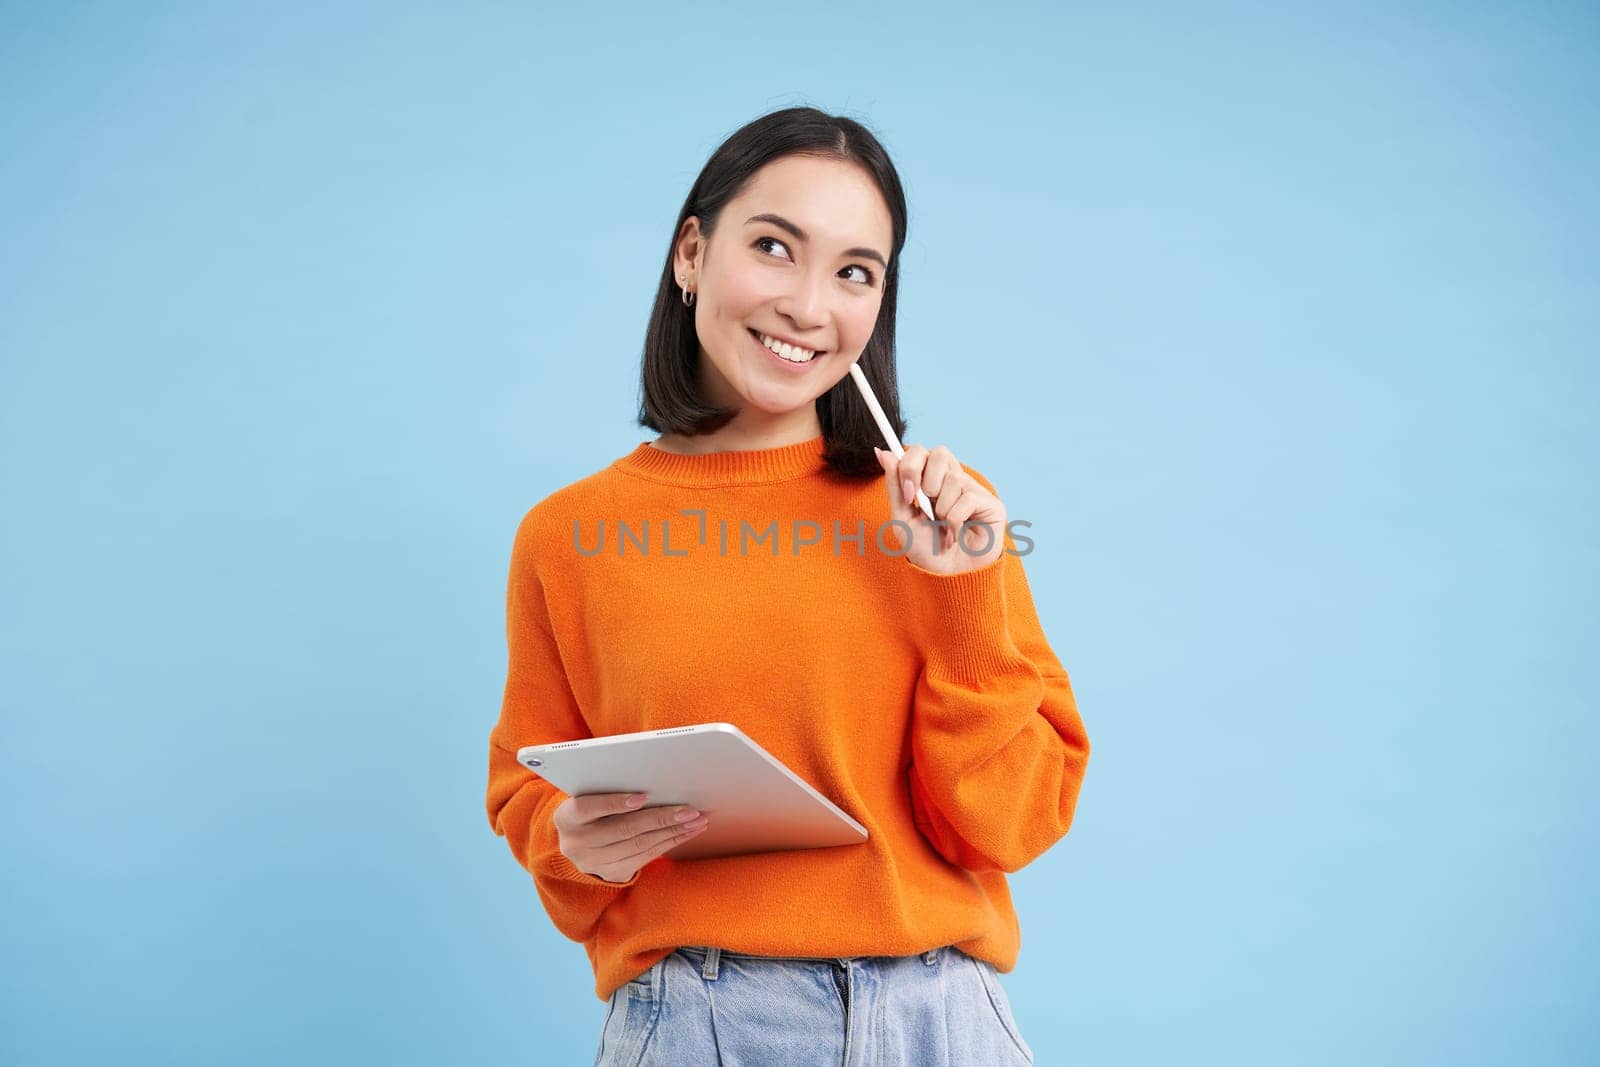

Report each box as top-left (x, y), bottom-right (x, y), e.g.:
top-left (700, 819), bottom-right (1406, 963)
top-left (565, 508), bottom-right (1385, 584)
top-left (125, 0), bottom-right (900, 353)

top-left (540, 848), bottom-right (641, 889)
top-left (903, 552), bottom-right (1024, 683)
top-left (530, 790), bottom-right (642, 889)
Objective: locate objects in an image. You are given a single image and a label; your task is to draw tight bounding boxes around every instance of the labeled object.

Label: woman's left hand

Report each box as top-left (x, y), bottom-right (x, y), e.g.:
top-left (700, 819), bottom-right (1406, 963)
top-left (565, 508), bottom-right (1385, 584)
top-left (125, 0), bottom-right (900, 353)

top-left (873, 443), bottom-right (1007, 576)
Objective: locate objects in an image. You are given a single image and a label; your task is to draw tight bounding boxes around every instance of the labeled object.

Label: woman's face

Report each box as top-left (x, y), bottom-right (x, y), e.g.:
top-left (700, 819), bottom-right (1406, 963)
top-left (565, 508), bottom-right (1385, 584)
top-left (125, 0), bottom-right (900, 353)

top-left (674, 154), bottom-right (893, 421)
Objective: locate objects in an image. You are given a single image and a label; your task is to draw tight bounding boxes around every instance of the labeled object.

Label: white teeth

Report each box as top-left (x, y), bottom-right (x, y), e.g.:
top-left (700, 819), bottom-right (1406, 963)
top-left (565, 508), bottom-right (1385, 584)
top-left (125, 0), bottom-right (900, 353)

top-left (758, 331), bottom-right (817, 363)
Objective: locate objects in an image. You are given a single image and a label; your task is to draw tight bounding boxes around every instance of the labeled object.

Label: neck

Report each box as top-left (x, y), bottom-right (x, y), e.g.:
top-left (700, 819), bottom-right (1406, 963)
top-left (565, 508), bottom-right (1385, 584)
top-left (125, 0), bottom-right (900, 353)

top-left (652, 407), bottom-right (822, 455)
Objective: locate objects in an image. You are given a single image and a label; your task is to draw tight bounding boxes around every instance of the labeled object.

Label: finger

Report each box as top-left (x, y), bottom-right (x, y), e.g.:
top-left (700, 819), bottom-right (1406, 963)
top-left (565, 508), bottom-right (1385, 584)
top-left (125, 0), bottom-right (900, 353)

top-left (585, 807), bottom-right (703, 864)
top-left (571, 791), bottom-right (649, 827)
top-left (873, 448), bottom-right (912, 521)
top-left (947, 495), bottom-right (987, 553)
top-left (619, 818), bottom-right (711, 865)
top-left (946, 492), bottom-right (979, 534)
top-left (931, 471), bottom-right (966, 522)
top-left (585, 828), bottom-right (701, 883)
top-left (920, 449), bottom-right (970, 531)
top-left (896, 445), bottom-right (930, 516)
top-left (601, 813), bottom-right (711, 865)
top-left (922, 447), bottom-right (960, 510)
top-left (594, 801), bottom-right (703, 847)
top-left (935, 488), bottom-right (967, 552)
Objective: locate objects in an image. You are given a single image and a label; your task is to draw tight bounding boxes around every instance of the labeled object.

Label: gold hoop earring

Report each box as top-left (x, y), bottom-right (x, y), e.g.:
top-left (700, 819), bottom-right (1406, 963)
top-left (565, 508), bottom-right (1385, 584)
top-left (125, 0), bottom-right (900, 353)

top-left (678, 274), bottom-right (695, 307)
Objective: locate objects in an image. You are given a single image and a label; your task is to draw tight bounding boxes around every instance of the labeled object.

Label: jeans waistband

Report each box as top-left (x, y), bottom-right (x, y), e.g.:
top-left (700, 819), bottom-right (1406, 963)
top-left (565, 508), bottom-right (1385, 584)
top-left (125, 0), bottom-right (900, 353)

top-left (677, 945), bottom-right (945, 979)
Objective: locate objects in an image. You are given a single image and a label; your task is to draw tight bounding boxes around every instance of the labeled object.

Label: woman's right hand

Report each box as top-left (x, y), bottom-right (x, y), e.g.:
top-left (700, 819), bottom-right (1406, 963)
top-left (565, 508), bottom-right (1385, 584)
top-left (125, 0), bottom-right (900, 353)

top-left (553, 792), bottom-right (711, 884)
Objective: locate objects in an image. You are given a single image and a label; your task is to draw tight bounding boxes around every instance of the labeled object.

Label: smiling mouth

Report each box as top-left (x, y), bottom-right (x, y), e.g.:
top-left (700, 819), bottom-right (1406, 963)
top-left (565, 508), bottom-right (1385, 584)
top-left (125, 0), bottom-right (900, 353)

top-left (748, 328), bottom-right (826, 363)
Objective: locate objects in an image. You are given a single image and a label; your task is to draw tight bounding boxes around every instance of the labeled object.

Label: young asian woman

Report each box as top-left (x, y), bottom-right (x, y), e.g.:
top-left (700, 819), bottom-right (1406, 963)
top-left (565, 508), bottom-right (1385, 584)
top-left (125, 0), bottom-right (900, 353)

top-left (485, 105), bottom-right (1089, 1066)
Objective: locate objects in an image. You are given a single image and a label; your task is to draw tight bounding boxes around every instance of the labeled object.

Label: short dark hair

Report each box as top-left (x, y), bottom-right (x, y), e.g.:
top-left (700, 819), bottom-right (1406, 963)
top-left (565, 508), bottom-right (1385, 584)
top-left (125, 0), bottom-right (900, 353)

top-left (636, 106), bottom-right (911, 480)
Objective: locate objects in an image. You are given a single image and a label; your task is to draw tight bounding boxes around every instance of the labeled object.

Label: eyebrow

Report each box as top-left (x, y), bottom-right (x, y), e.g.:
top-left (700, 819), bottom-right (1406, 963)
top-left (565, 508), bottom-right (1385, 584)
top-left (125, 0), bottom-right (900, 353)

top-left (745, 213), bottom-right (888, 270)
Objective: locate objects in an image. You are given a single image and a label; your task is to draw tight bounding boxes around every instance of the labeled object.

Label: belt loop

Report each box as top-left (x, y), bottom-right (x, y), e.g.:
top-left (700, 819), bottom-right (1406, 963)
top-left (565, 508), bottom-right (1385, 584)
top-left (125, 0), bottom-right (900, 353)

top-left (923, 947), bottom-right (940, 965)
top-left (700, 946), bottom-right (722, 980)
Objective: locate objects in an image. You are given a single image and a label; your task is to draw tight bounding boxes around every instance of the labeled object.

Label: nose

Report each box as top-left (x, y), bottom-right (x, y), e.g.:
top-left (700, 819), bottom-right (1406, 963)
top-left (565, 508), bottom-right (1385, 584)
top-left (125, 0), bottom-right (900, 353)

top-left (775, 268), bottom-right (829, 333)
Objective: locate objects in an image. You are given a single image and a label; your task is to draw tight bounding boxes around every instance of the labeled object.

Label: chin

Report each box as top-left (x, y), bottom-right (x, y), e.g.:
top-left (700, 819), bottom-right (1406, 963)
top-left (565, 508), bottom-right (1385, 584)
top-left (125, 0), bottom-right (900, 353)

top-left (743, 399), bottom-right (811, 416)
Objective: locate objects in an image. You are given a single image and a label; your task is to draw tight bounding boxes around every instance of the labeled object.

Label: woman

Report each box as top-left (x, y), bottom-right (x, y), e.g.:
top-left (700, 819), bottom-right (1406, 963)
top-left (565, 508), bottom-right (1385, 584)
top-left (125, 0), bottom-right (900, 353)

top-left (485, 106), bottom-right (1089, 1065)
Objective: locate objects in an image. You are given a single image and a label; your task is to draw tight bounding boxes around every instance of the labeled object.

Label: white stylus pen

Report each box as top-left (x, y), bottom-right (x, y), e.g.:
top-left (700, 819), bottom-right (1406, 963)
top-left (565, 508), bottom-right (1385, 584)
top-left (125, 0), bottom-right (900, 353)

top-left (848, 362), bottom-right (938, 523)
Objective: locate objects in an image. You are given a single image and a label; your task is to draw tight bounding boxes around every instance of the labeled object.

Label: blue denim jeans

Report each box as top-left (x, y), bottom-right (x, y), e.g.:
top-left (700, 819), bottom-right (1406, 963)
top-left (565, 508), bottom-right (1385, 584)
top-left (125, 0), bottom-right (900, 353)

top-left (593, 944), bottom-right (1035, 1066)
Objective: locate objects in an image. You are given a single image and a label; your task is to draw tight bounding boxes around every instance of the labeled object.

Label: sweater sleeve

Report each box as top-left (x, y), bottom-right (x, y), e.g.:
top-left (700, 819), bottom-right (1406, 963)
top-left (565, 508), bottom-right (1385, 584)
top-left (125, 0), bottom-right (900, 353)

top-left (485, 508), bottom-right (641, 944)
top-left (902, 472), bottom-right (1091, 875)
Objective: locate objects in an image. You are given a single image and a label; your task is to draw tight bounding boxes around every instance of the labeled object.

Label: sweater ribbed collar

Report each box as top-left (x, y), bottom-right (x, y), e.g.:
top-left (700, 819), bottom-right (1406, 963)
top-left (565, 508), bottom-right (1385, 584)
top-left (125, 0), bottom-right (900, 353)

top-left (613, 433), bottom-right (830, 486)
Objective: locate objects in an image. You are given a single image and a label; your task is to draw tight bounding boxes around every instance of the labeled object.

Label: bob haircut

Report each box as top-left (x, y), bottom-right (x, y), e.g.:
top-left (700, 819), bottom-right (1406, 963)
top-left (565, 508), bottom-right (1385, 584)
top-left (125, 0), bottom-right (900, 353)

top-left (637, 106), bottom-right (911, 481)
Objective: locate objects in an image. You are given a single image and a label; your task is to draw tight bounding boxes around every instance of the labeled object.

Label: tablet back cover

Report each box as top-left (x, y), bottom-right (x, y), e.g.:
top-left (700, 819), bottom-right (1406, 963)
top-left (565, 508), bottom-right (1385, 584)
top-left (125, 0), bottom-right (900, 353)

top-left (516, 722), bottom-right (868, 860)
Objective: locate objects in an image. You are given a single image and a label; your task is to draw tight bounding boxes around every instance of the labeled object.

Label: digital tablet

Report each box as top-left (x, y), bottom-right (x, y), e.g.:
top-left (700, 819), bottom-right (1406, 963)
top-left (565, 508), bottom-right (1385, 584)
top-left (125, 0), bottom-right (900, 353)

top-left (515, 722), bottom-right (868, 861)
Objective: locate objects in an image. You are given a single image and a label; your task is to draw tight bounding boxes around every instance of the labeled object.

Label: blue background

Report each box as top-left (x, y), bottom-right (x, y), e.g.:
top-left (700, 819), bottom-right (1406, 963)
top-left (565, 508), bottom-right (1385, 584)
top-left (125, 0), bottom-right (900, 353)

top-left (3, 3), bottom-right (1595, 1064)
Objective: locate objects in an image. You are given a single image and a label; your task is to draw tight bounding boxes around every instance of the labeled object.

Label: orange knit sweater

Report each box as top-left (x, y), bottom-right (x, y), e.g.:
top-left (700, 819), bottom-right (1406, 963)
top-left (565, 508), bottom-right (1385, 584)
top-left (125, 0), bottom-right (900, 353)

top-left (485, 433), bottom-right (1090, 1003)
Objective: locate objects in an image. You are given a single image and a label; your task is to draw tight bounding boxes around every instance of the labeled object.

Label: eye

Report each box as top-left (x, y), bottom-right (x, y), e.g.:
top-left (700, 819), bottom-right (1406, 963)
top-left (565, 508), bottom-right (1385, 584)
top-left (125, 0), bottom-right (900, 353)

top-left (843, 264), bottom-right (876, 286)
top-left (755, 236), bottom-right (877, 287)
top-left (755, 235), bottom-right (793, 261)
